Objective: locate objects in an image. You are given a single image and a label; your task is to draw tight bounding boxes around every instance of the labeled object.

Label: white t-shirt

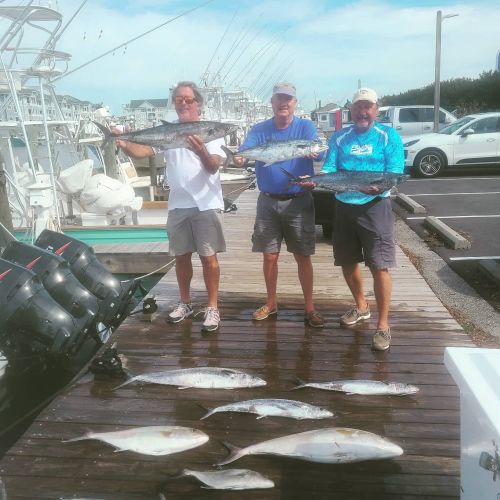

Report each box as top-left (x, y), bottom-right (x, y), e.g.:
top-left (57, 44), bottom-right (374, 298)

top-left (164, 137), bottom-right (225, 211)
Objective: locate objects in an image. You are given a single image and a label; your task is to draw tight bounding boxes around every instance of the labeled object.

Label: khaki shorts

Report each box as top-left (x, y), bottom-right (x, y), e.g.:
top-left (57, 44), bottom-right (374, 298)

top-left (166, 208), bottom-right (226, 257)
top-left (333, 197), bottom-right (396, 269)
top-left (252, 192), bottom-right (315, 255)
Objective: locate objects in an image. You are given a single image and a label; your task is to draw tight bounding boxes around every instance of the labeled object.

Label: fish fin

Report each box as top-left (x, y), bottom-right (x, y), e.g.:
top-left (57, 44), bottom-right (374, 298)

top-left (198, 403), bottom-right (213, 420)
top-left (256, 415), bottom-right (266, 420)
top-left (261, 162), bottom-right (273, 168)
top-left (177, 386), bottom-right (189, 390)
top-left (92, 120), bottom-right (115, 147)
top-left (215, 440), bottom-right (243, 466)
top-left (160, 120), bottom-right (173, 125)
top-left (113, 448), bottom-right (127, 453)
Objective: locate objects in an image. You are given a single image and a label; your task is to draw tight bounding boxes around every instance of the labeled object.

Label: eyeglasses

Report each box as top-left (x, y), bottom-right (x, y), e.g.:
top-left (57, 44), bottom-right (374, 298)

top-left (174, 96), bottom-right (197, 105)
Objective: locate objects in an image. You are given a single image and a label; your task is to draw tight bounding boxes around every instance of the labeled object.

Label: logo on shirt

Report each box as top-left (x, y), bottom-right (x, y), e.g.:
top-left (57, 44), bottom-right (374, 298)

top-left (350, 144), bottom-right (373, 156)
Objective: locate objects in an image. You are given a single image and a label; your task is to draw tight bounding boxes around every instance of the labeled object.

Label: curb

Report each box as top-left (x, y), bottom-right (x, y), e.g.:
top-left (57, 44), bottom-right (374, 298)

top-left (424, 216), bottom-right (471, 250)
top-left (395, 193), bottom-right (426, 214)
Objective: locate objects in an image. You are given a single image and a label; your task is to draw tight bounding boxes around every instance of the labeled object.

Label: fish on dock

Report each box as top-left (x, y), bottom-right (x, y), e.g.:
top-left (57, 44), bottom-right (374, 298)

top-left (292, 378), bottom-right (419, 396)
top-left (281, 167), bottom-right (406, 193)
top-left (200, 398), bottom-right (334, 420)
top-left (63, 425), bottom-right (208, 456)
top-left (222, 139), bottom-right (328, 168)
top-left (113, 367), bottom-right (267, 390)
top-left (93, 120), bottom-right (238, 149)
top-left (178, 468), bottom-right (274, 490)
top-left (217, 427), bottom-right (403, 465)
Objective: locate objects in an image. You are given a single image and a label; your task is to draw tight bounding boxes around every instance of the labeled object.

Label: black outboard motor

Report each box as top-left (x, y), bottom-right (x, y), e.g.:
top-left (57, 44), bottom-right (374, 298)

top-left (35, 230), bottom-right (138, 329)
top-left (2, 242), bottom-right (99, 337)
top-left (0, 259), bottom-right (92, 358)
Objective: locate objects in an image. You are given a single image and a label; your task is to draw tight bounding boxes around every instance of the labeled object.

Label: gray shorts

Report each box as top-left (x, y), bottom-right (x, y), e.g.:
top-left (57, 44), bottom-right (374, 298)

top-left (252, 192), bottom-right (315, 255)
top-left (333, 197), bottom-right (396, 269)
top-left (166, 207), bottom-right (226, 257)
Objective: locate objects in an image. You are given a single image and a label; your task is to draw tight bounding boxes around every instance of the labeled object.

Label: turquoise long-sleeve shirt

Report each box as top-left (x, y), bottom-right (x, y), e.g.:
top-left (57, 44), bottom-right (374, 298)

top-left (321, 122), bottom-right (404, 204)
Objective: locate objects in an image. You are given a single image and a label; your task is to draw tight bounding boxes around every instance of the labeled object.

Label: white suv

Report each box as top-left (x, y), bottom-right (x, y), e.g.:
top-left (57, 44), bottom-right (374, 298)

top-left (404, 112), bottom-right (500, 177)
top-left (378, 105), bottom-right (456, 136)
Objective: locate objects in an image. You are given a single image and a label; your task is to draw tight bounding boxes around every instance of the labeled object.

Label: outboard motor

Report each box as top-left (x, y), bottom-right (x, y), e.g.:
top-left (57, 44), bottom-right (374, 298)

top-left (2, 242), bottom-right (99, 338)
top-left (0, 259), bottom-right (92, 359)
top-left (34, 230), bottom-right (138, 329)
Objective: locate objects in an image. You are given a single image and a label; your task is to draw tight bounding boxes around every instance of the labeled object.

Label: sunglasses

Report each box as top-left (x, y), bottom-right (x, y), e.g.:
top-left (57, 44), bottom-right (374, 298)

top-left (174, 96), bottom-right (197, 105)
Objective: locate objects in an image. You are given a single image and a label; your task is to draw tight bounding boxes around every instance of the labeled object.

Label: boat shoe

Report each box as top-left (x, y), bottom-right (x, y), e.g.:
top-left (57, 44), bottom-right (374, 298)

top-left (304, 310), bottom-right (324, 328)
top-left (252, 305), bottom-right (278, 321)
top-left (340, 304), bottom-right (371, 326)
top-left (167, 302), bottom-right (194, 323)
top-left (372, 328), bottom-right (391, 351)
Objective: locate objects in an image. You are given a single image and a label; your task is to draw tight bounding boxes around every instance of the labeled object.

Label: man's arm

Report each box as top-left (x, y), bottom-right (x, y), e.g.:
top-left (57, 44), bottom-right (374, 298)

top-left (116, 139), bottom-right (154, 159)
top-left (384, 128), bottom-right (405, 174)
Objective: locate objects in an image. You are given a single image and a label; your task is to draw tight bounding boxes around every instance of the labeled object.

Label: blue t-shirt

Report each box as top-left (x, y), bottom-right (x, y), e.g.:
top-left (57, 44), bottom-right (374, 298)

top-left (321, 122), bottom-right (404, 204)
top-left (239, 116), bottom-right (323, 194)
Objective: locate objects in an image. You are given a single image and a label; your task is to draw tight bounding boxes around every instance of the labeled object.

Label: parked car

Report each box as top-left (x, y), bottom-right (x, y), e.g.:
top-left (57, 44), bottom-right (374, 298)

top-left (404, 112), bottom-right (500, 177)
top-left (378, 105), bottom-right (456, 136)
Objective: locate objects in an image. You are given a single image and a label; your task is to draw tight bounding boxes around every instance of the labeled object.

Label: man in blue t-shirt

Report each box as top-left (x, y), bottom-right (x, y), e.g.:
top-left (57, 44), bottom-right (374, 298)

top-left (322, 87), bottom-right (404, 351)
top-left (234, 82), bottom-right (325, 328)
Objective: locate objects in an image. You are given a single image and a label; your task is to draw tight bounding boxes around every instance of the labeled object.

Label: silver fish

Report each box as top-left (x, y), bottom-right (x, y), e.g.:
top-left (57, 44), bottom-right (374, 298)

top-left (200, 398), bottom-right (333, 420)
top-left (281, 167), bottom-right (406, 193)
top-left (222, 139), bottom-right (328, 167)
top-left (217, 427), bottom-right (403, 465)
top-left (93, 120), bottom-right (237, 149)
top-left (63, 425), bottom-right (208, 456)
top-left (179, 468), bottom-right (274, 490)
top-left (292, 379), bottom-right (419, 396)
top-left (113, 367), bottom-right (266, 390)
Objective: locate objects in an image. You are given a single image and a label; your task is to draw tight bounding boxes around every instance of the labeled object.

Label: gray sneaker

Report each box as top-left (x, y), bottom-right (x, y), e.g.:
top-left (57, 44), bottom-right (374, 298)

top-left (340, 304), bottom-right (371, 326)
top-left (167, 302), bottom-right (194, 323)
top-left (372, 328), bottom-right (391, 351)
top-left (201, 307), bottom-right (220, 333)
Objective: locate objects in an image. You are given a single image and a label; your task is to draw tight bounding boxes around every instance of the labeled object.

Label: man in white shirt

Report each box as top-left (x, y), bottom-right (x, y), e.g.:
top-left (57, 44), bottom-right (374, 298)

top-left (116, 81), bottom-right (226, 332)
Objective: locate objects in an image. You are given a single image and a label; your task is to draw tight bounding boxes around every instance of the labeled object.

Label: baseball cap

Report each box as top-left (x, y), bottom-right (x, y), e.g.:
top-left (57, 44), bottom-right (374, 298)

top-left (273, 82), bottom-right (296, 97)
top-left (352, 87), bottom-right (378, 104)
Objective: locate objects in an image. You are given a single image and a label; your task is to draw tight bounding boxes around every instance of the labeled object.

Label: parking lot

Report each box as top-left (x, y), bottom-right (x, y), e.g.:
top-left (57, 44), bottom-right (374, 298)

top-left (394, 170), bottom-right (500, 309)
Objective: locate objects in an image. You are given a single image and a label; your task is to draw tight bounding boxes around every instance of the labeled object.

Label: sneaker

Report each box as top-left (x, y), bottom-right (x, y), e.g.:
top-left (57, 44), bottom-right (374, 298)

top-left (167, 302), bottom-right (194, 323)
top-left (252, 305), bottom-right (278, 321)
top-left (340, 304), bottom-right (371, 326)
top-left (201, 306), bottom-right (220, 332)
top-left (304, 310), bottom-right (324, 328)
top-left (372, 328), bottom-right (391, 351)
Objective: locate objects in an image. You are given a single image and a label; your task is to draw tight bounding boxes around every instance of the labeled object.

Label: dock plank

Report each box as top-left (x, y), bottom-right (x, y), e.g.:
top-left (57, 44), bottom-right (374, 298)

top-left (0, 190), bottom-right (472, 499)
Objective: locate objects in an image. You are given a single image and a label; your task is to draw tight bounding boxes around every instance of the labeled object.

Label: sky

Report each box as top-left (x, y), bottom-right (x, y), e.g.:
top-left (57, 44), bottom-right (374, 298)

top-left (5, 0), bottom-right (500, 116)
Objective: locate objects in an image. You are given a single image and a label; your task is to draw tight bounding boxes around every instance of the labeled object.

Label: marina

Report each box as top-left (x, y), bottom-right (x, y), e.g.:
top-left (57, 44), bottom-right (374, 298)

top-left (0, 189), bottom-right (475, 499)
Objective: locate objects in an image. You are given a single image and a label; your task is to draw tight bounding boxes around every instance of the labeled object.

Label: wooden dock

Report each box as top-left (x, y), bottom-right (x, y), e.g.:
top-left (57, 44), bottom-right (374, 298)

top-left (0, 189), bottom-right (474, 499)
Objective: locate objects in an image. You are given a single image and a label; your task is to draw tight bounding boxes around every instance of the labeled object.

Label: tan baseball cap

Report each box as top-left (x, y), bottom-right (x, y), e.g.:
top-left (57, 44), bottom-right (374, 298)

top-left (273, 82), bottom-right (296, 97)
top-left (352, 87), bottom-right (378, 104)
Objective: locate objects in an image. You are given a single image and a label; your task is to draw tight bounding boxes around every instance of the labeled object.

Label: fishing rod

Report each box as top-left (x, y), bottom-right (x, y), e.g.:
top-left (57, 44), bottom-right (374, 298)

top-left (51, 0), bottom-right (216, 83)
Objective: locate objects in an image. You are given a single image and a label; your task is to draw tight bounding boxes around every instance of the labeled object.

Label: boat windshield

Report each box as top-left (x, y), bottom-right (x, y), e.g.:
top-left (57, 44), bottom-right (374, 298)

top-left (439, 116), bottom-right (474, 135)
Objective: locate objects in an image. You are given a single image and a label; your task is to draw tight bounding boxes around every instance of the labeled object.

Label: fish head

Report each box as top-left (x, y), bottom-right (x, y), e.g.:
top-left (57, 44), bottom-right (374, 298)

top-left (401, 384), bottom-right (419, 395)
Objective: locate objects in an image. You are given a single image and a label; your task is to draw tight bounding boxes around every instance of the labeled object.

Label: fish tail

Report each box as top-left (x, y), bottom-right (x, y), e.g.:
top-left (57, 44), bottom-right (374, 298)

top-left (220, 145), bottom-right (234, 165)
top-left (279, 167), bottom-right (299, 187)
top-left (92, 120), bottom-right (114, 147)
top-left (290, 376), bottom-right (307, 390)
top-left (111, 375), bottom-right (135, 391)
top-left (197, 403), bottom-right (213, 420)
top-left (62, 435), bottom-right (88, 443)
top-left (215, 441), bottom-right (243, 466)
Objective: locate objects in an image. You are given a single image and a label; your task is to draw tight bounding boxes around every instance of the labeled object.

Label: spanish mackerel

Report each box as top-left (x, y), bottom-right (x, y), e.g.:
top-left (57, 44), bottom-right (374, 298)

top-left (63, 426), bottom-right (208, 456)
top-left (222, 139), bottom-right (328, 168)
top-left (200, 398), bottom-right (333, 420)
top-left (93, 120), bottom-right (237, 149)
top-left (113, 367), bottom-right (266, 390)
top-left (281, 167), bottom-right (406, 192)
top-left (292, 378), bottom-right (419, 395)
top-left (178, 468), bottom-right (274, 490)
top-left (217, 427), bottom-right (403, 465)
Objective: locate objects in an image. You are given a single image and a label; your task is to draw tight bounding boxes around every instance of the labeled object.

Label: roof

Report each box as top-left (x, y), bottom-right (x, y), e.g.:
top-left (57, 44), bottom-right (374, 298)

top-left (312, 103), bottom-right (341, 113)
top-left (127, 99), bottom-right (169, 109)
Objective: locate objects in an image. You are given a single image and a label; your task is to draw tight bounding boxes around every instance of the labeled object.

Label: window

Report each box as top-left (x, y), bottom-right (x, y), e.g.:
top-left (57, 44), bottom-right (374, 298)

top-left (469, 117), bottom-right (499, 134)
top-left (399, 108), bottom-right (420, 122)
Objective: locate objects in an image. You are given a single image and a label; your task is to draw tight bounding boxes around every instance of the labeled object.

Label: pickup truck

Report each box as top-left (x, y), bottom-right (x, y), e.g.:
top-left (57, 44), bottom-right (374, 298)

top-left (377, 105), bottom-right (456, 136)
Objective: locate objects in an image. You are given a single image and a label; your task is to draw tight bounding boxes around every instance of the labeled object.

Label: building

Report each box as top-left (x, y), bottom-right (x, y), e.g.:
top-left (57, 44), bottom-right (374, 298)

top-left (122, 99), bottom-right (169, 129)
top-left (311, 102), bottom-right (349, 135)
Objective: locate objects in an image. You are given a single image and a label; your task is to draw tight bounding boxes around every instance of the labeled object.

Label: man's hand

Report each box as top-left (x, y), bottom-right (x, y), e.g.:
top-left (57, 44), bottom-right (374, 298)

top-left (297, 175), bottom-right (316, 190)
top-left (305, 152), bottom-right (319, 160)
top-left (359, 185), bottom-right (384, 195)
top-left (187, 134), bottom-right (206, 157)
top-left (232, 154), bottom-right (246, 167)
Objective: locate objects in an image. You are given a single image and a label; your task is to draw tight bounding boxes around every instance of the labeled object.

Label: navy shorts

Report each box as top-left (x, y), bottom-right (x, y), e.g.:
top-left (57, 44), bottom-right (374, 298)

top-left (252, 192), bottom-right (315, 255)
top-left (333, 197), bottom-right (396, 269)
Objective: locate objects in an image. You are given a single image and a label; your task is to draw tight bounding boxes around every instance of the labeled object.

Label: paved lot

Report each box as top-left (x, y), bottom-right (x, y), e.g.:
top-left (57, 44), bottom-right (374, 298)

top-left (395, 171), bottom-right (500, 312)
